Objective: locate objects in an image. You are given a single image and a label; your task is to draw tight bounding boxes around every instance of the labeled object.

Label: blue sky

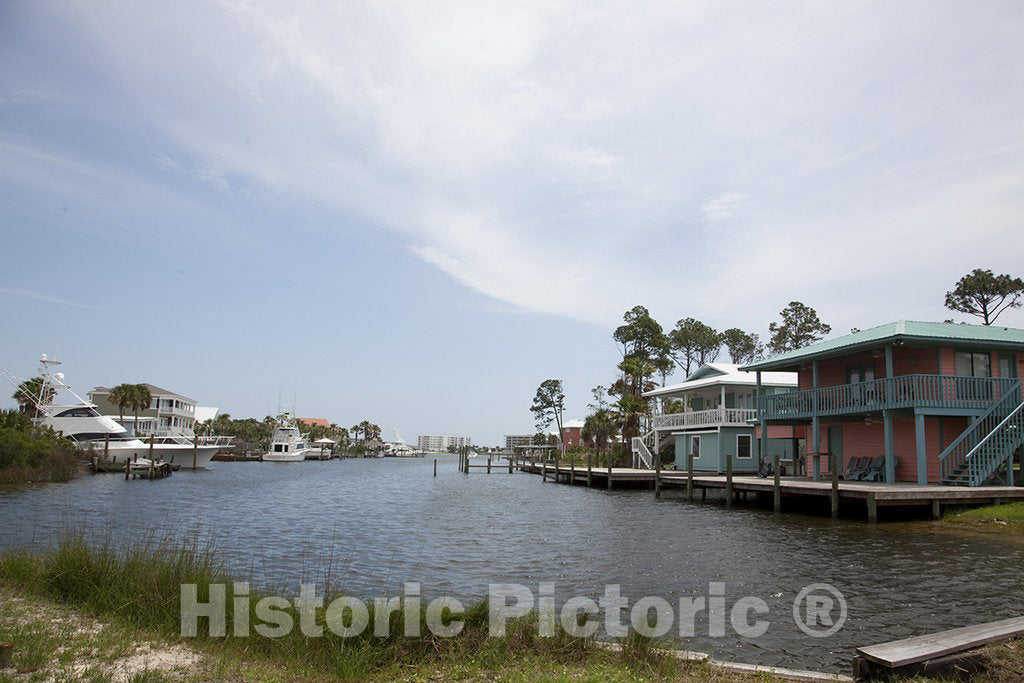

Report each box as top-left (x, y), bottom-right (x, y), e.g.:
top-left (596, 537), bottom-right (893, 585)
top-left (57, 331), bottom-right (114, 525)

top-left (2, 1), bottom-right (1024, 444)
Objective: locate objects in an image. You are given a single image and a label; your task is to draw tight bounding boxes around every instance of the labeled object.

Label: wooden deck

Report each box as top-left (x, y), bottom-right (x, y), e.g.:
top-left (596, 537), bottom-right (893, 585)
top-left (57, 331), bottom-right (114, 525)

top-left (516, 462), bottom-right (1024, 521)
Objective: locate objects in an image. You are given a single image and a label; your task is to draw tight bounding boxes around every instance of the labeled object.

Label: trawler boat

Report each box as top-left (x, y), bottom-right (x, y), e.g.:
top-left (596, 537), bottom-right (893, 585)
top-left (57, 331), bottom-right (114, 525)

top-left (263, 413), bottom-right (310, 462)
top-left (2, 355), bottom-right (220, 469)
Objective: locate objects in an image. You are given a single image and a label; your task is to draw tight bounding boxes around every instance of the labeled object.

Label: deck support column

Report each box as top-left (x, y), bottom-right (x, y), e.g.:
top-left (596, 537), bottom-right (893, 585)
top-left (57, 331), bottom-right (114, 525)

top-left (755, 372), bottom-right (764, 464)
top-left (654, 433), bottom-right (661, 499)
top-left (811, 360), bottom-right (820, 481)
top-left (811, 416), bottom-right (821, 481)
top-left (931, 498), bottom-right (941, 519)
top-left (866, 492), bottom-right (878, 523)
top-left (883, 410), bottom-right (896, 483)
top-left (915, 412), bottom-right (928, 485)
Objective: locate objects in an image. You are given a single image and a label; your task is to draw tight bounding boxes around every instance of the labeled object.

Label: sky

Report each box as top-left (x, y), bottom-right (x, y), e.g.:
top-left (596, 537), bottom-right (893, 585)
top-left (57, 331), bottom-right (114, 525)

top-left (2, 1), bottom-right (1024, 445)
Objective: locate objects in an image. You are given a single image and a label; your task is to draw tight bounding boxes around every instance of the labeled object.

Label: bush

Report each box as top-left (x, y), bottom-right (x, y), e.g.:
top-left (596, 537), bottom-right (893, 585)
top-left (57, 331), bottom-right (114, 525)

top-left (0, 409), bottom-right (79, 484)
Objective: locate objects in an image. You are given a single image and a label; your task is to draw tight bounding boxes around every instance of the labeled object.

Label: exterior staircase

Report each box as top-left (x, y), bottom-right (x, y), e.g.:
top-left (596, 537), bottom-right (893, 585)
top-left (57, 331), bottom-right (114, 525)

top-left (630, 430), bottom-right (672, 469)
top-left (940, 379), bottom-right (1024, 486)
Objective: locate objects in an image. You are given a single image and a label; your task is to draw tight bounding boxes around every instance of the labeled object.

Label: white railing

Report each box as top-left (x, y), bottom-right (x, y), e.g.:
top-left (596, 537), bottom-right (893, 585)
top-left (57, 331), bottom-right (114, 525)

top-left (653, 407), bottom-right (757, 430)
top-left (630, 437), bottom-right (653, 468)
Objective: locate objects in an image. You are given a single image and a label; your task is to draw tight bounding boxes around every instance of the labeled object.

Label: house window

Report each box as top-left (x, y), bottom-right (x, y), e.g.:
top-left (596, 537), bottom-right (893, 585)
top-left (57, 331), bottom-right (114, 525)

top-left (737, 434), bottom-right (752, 459)
top-left (955, 351), bottom-right (991, 377)
top-left (691, 436), bottom-right (701, 459)
top-left (998, 354), bottom-right (1015, 378)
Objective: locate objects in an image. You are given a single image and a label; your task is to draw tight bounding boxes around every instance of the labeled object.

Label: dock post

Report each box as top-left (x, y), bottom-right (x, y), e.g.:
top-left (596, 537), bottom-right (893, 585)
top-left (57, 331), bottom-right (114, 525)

top-left (149, 460), bottom-right (154, 480)
top-left (867, 492), bottom-right (878, 523)
top-left (607, 454), bottom-right (612, 490)
top-left (931, 498), bottom-right (941, 519)
top-left (587, 450), bottom-right (593, 488)
top-left (125, 458), bottom-right (130, 480)
top-left (104, 433), bottom-right (109, 461)
top-left (542, 454), bottom-right (547, 482)
top-left (773, 454), bottom-right (781, 513)
top-left (148, 435), bottom-right (154, 463)
top-left (654, 448), bottom-right (661, 498)
top-left (687, 450), bottom-right (694, 502)
top-left (725, 453), bottom-right (733, 509)
top-left (569, 451), bottom-right (575, 485)
top-left (487, 456), bottom-right (492, 474)
top-left (192, 436), bottom-right (198, 470)
top-left (831, 452), bottom-right (840, 519)
top-left (434, 459), bottom-right (437, 477)
top-left (508, 454), bottom-right (513, 474)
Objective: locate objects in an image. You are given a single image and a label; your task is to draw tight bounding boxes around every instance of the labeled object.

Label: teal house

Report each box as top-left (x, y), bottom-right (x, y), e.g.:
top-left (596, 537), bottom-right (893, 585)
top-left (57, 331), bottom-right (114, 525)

top-left (639, 363), bottom-right (799, 473)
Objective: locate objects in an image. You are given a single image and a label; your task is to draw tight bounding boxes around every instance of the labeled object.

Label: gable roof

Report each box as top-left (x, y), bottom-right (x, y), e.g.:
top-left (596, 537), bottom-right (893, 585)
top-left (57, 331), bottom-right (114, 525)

top-left (643, 362), bottom-right (797, 399)
top-left (297, 417), bottom-right (330, 428)
top-left (741, 320), bottom-right (1024, 372)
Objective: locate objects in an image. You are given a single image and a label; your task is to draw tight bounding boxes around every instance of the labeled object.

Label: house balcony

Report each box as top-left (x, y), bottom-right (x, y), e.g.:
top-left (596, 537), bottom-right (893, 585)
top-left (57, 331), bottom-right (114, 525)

top-left (653, 407), bottom-right (758, 430)
top-left (756, 374), bottom-right (1021, 421)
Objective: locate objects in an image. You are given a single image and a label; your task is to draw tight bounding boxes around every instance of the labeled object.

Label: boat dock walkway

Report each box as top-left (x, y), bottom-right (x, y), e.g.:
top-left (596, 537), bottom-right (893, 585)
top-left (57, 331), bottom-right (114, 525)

top-left (514, 461), bottom-right (1024, 522)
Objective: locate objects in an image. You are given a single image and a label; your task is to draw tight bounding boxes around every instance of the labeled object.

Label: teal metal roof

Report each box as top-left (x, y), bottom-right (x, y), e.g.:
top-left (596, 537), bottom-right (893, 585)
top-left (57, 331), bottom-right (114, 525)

top-left (741, 320), bottom-right (1024, 371)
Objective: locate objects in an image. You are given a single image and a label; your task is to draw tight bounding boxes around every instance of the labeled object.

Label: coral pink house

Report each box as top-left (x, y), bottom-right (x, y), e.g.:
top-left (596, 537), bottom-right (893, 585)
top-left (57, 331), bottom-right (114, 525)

top-left (742, 321), bottom-right (1024, 486)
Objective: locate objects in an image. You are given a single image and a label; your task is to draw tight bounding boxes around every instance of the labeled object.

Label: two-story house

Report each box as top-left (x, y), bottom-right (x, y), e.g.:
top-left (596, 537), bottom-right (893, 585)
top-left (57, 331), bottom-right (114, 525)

top-left (641, 363), bottom-right (800, 474)
top-left (88, 384), bottom-right (198, 438)
top-left (741, 321), bottom-right (1024, 486)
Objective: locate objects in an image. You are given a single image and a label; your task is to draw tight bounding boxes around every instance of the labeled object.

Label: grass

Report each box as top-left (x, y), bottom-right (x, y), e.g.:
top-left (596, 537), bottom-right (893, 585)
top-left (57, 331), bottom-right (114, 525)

top-left (0, 534), bottom-right (777, 682)
top-left (941, 501), bottom-right (1024, 531)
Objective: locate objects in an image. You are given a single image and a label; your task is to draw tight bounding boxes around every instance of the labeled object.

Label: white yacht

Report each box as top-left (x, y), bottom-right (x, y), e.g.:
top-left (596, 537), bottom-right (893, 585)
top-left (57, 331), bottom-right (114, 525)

top-left (263, 413), bottom-right (310, 462)
top-left (2, 355), bottom-right (221, 469)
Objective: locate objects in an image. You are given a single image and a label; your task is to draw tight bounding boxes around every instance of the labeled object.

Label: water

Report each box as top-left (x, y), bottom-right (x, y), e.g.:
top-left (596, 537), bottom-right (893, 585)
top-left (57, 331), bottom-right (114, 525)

top-left (2, 456), bottom-right (1023, 672)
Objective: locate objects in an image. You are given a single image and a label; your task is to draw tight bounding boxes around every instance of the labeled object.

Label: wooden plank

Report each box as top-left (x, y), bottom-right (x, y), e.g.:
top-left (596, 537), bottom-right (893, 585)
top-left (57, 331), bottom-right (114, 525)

top-left (856, 616), bottom-right (1024, 668)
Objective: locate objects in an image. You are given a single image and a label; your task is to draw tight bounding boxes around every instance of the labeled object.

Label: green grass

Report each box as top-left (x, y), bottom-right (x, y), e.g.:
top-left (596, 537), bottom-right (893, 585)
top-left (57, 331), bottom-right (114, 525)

top-left (0, 534), bottom-right (773, 682)
top-left (942, 501), bottom-right (1024, 531)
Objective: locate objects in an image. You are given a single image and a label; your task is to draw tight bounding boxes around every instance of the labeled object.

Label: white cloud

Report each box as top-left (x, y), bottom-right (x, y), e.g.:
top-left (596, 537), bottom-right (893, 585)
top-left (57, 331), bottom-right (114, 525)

top-left (0, 286), bottom-right (100, 310)
top-left (14, 1), bottom-right (1024, 331)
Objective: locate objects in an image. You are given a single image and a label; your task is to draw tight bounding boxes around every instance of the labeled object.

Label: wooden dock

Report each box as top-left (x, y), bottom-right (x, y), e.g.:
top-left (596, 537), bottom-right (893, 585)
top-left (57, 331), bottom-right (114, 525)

top-left (853, 616), bottom-right (1024, 679)
top-left (515, 461), bottom-right (1024, 522)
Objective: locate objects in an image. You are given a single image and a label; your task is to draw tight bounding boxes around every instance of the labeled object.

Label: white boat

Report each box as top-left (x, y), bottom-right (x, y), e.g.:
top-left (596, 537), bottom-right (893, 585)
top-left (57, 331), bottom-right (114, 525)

top-left (263, 413), bottom-right (310, 462)
top-left (2, 355), bottom-right (220, 469)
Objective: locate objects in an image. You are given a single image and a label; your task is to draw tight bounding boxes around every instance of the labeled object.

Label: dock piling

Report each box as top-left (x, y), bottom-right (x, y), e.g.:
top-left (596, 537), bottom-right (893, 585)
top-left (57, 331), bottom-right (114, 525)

top-left (831, 452), bottom-right (840, 519)
top-left (931, 498), bottom-right (941, 519)
top-left (434, 459), bottom-right (437, 477)
top-left (104, 433), bottom-right (109, 461)
top-left (587, 450), bottom-right (593, 488)
top-left (193, 436), bottom-right (198, 470)
top-left (725, 453), bottom-right (733, 509)
top-left (654, 447), bottom-right (661, 498)
top-left (487, 456), bottom-right (491, 474)
top-left (687, 450), bottom-right (694, 502)
top-left (773, 454), bottom-right (781, 513)
top-left (867, 492), bottom-right (878, 523)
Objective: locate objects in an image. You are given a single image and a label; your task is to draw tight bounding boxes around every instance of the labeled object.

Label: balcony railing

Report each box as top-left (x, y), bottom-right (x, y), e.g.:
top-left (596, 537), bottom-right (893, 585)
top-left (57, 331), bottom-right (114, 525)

top-left (757, 374), bottom-right (1020, 421)
top-left (653, 407), bottom-right (758, 430)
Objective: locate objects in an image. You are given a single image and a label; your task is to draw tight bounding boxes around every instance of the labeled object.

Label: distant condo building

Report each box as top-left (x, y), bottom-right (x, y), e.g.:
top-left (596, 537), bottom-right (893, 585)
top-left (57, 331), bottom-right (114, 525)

top-left (417, 434), bottom-right (472, 452)
top-left (504, 434), bottom-right (535, 449)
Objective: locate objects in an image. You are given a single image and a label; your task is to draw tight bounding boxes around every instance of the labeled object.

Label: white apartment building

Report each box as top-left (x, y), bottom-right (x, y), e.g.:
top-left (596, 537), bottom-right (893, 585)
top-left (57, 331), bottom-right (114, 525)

top-left (417, 434), bottom-right (472, 452)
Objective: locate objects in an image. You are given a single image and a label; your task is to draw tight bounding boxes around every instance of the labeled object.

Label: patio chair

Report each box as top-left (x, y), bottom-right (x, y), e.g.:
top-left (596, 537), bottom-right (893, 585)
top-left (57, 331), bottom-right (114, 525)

top-left (855, 455), bottom-right (885, 481)
top-left (840, 456), bottom-right (867, 480)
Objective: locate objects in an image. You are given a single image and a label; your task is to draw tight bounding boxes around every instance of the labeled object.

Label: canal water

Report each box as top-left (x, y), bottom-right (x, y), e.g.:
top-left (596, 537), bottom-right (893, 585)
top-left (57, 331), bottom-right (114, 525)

top-left (2, 456), bottom-right (1023, 672)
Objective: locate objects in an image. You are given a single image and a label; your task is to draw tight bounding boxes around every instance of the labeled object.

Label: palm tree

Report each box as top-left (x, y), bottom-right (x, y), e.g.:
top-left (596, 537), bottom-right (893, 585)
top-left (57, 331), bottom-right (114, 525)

top-left (108, 384), bottom-right (134, 424)
top-left (583, 408), bottom-right (618, 467)
top-left (350, 423), bottom-right (362, 443)
top-left (12, 377), bottom-right (55, 418)
top-left (130, 384), bottom-right (152, 436)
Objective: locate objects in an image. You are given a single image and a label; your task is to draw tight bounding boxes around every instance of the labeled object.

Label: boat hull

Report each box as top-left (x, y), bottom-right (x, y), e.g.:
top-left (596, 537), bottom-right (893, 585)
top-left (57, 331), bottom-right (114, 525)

top-left (263, 450), bottom-right (308, 463)
top-left (89, 444), bottom-right (220, 469)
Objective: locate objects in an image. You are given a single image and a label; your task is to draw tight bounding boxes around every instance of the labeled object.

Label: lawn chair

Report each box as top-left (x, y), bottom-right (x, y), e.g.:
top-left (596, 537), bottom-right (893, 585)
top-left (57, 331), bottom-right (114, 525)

top-left (862, 456), bottom-right (897, 482)
top-left (840, 456), bottom-right (867, 480)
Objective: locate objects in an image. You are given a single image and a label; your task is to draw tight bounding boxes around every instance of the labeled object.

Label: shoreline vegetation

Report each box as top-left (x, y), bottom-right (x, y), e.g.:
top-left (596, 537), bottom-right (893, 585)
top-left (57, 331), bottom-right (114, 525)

top-left (940, 501), bottom-right (1024, 532)
top-left (0, 535), bottom-right (784, 682)
top-left (0, 410), bottom-right (78, 486)
top-left (1, 538), bottom-right (1022, 682)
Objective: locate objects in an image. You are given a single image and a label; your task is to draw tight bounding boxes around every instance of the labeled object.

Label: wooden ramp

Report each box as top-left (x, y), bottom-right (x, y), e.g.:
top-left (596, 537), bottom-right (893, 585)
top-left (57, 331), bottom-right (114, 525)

top-left (853, 616), bottom-right (1024, 679)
